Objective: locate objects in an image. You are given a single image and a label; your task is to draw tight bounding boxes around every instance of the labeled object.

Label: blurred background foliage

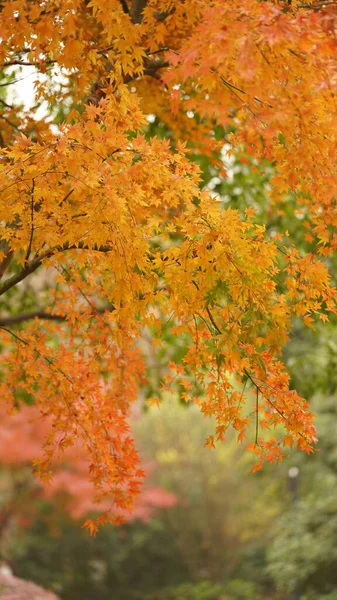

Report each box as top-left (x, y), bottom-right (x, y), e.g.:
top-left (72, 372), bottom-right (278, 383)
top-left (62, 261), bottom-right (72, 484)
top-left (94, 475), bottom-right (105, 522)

top-left (1, 108), bottom-right (337, 599)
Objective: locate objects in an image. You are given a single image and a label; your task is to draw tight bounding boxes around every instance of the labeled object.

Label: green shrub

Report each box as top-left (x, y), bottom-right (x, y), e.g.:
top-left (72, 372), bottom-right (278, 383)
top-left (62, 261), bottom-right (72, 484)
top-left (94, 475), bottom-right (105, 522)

top-left (144, 581), bottom-right (226, 600)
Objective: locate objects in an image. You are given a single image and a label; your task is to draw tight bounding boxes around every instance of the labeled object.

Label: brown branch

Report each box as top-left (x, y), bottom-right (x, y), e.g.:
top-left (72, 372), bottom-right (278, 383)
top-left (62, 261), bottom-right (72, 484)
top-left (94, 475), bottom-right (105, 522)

top-left (146, 47), bottom-right (170, 56)
top-left (206, 306), bottom-right (222, 335)
top-left (218, 74), bottom-right (272, 108)
top-left (0, 243), bottom-right (112, 297)
top-left (144, 58), bottom-right (169, 78)
top-left (119, 0), bottom-right (130, 14)
top-left (0, 304), bottom-right (115, 326)
top-left (131, 0), bottom-right (147, 23)
top-left (153, 8), bottom-right (175, 22)
top-left (243, 369), bottom-right (311, 444)
top-left (0, 114), bottom-right (23, 132)
top-left (59, 188), bottom-right (75, 205)
top-left (0, 247), bottom-right (14, 280)
top-left (0, 76), bottom-right (32, 87)
top-left (297, 1), bottom-right (337, 7)
top-left (195, 311), bottom-right (214, 335)
top-left (1, 60), bottom-right (56, 67)
top-left (0, 250), bottom-right (53, 297)
top-left (0, 310), bottom-right (65, 326)
top-left (255, 388), bottom-right (259, 446)
top-left (0, 98), bottom-right (14, 109)
top-left (0, 64), bottom-right (54, 87)
top-left (25, 179), bottom-right (35, 264)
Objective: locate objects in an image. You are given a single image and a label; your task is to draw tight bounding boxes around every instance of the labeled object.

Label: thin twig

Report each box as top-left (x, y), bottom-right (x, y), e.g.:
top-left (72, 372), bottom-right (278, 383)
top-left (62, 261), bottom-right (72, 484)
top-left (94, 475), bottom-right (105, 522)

top-left (218, 74), bottom-right (272, 108)
top-left (0, 326), bottom-right (73, 382)
top-left (59, 188), bottom-right (74, 205)
top-left (25, 179), bottom-right (35, 264)
top-left (206, 306), bottom-right (222, 335)
top-left (255, 387), bottom-right (259, 446)
top-left (243, 369), bottom-right (311, 443)
top-left (146, 47), bottom-right (170, 56)
top-left (167, 47), bottom-right (271, 110)
top-left (195, 311), bottom-right (214, 335)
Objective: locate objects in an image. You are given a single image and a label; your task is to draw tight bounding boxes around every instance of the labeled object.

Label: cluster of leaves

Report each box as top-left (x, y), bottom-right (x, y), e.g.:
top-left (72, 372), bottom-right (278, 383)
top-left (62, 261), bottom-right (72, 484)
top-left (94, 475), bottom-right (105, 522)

top-left (3, 400), bottom-right (279, 600)
top-left (0, 0), bottom-right (337, 528)
top-left (5, 314), bottom-right (337, 599)
top-left (0, 403), bottom-right (177, 539)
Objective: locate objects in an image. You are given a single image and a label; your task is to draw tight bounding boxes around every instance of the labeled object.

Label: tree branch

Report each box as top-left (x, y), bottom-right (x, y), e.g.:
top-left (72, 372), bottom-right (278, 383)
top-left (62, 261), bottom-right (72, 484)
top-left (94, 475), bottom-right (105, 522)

top-left (0, 310), bottom-right (65, 326)
top-left (206, 306), bottom-right (222, 335)
top-left (0, 243), bottom-right (112, 297)
top-left (0, 304), bottom-right (115, 326)
top-left (297, 1), bottom-right (337, 7)
top-left (25, 178), bottom-right (35, 264)
top-left (0, 98), bottom-right (14, 110)
top-left (144, 58), bottom-right (169, 79)
top-left (0, 250), bottom-right (54, 297)
top-left (119, 0), bottom-right (130, 14)
top-left (146, 47), bottom-right (169, 56)
top-left (131, 0), bottom-right (147, 23)
top-left (0, 247), bottom-right (14, 280)
top-left (0, 114), bottom-right (23, 132)
top-left (153, 8), bottom-right (175, 22)
top-left (1, 60), bottom-right (56, 67)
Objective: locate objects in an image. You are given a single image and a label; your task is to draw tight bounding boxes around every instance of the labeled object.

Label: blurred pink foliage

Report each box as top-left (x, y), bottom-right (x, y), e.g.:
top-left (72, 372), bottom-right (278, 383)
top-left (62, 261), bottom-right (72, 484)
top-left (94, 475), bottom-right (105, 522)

top-left (0, 406), bottom-right (177, 522)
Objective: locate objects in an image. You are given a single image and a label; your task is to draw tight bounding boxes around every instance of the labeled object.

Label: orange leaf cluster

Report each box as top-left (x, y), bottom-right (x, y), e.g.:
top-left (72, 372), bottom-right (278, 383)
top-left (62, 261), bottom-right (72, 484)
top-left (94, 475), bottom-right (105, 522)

top-left (0, 0), bottom-right (336, 527)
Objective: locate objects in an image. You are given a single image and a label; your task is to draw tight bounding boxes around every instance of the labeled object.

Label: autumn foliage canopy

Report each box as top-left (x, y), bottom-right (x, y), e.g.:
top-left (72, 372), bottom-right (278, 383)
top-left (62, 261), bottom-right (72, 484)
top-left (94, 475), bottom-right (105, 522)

top-left (0, 0), bottom-right (337, 532)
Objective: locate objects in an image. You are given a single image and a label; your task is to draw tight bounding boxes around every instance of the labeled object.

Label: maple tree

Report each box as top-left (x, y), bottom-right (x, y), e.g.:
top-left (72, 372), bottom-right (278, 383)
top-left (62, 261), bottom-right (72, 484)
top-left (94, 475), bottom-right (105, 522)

top-left (0, 0), bottom-right (337, 532)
